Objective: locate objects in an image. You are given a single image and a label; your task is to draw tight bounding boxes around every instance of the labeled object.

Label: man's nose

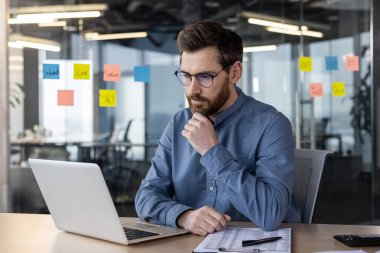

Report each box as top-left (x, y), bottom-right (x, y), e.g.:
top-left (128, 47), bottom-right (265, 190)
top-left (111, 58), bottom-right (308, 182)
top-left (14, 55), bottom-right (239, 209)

top-left (187, 76), bottom-right (202, 94)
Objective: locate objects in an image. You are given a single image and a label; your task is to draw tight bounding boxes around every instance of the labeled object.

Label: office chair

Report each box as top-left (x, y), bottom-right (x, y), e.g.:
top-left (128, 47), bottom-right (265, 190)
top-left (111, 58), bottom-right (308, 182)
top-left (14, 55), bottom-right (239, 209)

top-left (293, 148), bottom-right (331, 224)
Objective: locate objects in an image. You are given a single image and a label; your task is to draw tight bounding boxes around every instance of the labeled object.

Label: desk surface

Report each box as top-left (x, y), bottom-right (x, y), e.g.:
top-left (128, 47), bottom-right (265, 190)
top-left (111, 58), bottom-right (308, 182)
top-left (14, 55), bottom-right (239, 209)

top-left (1, 213), bottom-right (380, 253)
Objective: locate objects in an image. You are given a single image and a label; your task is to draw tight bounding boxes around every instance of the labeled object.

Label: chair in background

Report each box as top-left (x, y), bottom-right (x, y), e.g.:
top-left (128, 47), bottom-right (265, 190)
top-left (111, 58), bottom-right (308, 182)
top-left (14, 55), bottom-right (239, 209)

top-left (293, 148), bottom-right (331, 223)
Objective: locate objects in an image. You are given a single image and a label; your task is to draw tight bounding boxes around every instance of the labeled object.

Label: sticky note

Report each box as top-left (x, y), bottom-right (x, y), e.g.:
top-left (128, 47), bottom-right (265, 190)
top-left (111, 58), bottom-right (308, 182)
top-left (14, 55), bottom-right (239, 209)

top-left (99, 89), bottom-right (117, 107)
top-left (43, 64), bottom-right (60, 79)
top-left (57, 90), bottom-right (74, 106)
top-left (325, 56), bottom-right (338, 71)
top-left (346, 56), bottom-right (359, 71)
top-left (310, 83), bottom-right (323, 97)
top-left (134, 66), bottom-right (150, 82)
top-left (74, 63), bottom-right (90, 79)
top-left (104, 64), bottom-right (121, 82)
top-left (332, 82), bottom-right (346, 97)
top-left (299, 57), bottom-right (312, 72)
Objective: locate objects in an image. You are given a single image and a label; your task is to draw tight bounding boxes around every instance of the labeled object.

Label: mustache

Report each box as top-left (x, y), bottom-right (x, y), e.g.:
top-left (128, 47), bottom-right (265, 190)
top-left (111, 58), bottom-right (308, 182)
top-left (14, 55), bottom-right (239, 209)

top-left (187, 94), bottom-right (208, 102)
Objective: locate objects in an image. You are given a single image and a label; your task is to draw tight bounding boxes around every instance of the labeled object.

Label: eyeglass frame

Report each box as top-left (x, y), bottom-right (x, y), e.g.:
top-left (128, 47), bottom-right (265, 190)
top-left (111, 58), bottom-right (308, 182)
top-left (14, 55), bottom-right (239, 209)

top-left (174, 68), bottom-right (226, 88)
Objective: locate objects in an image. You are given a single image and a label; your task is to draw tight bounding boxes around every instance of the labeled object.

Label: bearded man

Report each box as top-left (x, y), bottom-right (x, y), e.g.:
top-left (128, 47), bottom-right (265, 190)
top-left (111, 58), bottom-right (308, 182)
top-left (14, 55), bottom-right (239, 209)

top-left (135, 20), bottom-right (300, 235)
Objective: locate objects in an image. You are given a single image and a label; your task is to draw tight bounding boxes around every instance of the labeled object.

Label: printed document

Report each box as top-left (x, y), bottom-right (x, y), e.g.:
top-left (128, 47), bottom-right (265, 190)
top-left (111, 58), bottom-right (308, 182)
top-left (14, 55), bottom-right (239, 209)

top-left (193, 227), bottom-right (291, 253)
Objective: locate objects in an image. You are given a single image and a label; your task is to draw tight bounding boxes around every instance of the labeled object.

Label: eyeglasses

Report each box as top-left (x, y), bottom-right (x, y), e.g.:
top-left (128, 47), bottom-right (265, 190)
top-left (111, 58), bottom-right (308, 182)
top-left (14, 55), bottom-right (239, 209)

top-left (174, 68), bottom-right (224, 88)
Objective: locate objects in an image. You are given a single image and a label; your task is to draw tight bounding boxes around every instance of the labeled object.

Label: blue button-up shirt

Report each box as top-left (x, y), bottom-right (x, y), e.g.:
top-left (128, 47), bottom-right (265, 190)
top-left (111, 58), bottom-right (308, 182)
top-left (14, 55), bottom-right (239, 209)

top-left (135, 87), bottom-right (300, 231)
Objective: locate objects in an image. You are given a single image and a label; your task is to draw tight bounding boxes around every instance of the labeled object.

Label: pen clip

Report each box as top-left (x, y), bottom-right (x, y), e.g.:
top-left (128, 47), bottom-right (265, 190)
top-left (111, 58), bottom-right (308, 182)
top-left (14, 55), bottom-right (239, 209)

top-left (218, 247), bottom-right (260, 253)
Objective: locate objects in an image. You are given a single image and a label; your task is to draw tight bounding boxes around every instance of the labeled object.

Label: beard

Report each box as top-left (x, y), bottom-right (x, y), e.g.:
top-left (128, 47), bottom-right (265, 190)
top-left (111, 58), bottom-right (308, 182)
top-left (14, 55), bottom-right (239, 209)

top-left (186, 77), bottom-right (230, 117)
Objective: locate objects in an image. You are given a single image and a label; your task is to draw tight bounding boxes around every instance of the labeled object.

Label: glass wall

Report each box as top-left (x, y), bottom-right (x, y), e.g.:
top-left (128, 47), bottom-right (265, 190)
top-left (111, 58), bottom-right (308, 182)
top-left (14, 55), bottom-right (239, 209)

top-left (5, 0), bottom-right (375, 223)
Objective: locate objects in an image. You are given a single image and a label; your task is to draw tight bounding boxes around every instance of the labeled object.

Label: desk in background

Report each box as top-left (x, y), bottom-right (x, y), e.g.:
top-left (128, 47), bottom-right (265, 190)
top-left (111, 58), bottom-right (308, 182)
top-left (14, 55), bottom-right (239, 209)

top-left (1, 213), bottom-right (380, 253)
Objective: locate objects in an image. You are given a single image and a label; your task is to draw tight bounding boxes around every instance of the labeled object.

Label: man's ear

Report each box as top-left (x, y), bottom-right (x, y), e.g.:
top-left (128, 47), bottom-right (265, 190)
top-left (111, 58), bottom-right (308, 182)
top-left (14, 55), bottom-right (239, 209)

top-left (229, 61), bottom-right (242, 85)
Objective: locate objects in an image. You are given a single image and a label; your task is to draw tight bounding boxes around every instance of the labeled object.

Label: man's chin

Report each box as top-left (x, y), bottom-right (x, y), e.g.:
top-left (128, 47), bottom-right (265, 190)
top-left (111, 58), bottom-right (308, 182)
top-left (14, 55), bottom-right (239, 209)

top-left (190, 106), bottom-right (208, 116)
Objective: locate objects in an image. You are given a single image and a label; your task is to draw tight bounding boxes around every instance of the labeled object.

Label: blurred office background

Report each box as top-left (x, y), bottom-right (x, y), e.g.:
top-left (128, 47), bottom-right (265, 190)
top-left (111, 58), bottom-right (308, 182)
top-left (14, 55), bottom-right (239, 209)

top-left (1, 0), bottom-right (380, 224)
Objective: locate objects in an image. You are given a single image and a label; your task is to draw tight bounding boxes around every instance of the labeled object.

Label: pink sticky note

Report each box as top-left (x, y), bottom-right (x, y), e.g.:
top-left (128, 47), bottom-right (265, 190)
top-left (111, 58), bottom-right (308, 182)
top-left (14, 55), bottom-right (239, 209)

top-left (57, 90), bottom-right (74, 106)
top-left (310, 83), bottom-right (323, 97)
top-left (346, 56), bottom-right (359, 71)
top-left (104, 64), bottom-right (121, 82)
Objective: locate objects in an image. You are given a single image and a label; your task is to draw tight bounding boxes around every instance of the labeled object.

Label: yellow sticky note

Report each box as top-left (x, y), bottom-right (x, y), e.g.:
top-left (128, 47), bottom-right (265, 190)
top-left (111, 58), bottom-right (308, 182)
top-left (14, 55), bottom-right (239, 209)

top-left (332, 82), bottom-right (346, 97)
top-left (74, 64), bottom-right (90, 80)
top-left (99, 89), bottom-right (117, 107)
top-left (299, 57), bottom-right (312, 72)
top-left (310, 83), bottom-right (323, 97)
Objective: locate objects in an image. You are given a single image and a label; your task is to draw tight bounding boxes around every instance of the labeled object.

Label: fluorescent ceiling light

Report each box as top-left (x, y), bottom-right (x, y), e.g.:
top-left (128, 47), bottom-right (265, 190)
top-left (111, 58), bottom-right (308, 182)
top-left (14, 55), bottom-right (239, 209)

top-left (243, 45), bottom-right (278, 52)
top-left (8, 34), bottom-right (61, 52)
top-left (266, 27), bottom-right (324, 38)
top-left (9, 41), bottom-right (61, 52)
top-left (38, 21), bottom-right (67, 27)
top-left (85, 32), bottom-right (148, 41)
top-left (248, 18), bottom-right (299, 31)
top-left (8, 17), bottom-right (55, 24)
top-left (10, 4), bottom-right (108, 14)
top-left (16, 11), bottom-right (101, 20)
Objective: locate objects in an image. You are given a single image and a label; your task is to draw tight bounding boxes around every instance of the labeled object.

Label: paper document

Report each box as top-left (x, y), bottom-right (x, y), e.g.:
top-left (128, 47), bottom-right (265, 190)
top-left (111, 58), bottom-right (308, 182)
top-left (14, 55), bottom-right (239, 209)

top-left (193, 227), bottom-right (291, 253)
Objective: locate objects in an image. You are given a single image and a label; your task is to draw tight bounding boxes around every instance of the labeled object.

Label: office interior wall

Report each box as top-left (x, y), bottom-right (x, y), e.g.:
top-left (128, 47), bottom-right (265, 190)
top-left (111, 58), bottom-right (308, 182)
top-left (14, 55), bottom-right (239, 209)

top-left (0, 0), bottom-right (9, 212)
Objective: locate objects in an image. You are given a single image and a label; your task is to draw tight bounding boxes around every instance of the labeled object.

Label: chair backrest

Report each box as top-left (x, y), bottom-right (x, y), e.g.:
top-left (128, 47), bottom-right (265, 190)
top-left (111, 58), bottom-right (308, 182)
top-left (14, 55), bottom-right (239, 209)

top-left (293, 148), bottom-right (330, 223)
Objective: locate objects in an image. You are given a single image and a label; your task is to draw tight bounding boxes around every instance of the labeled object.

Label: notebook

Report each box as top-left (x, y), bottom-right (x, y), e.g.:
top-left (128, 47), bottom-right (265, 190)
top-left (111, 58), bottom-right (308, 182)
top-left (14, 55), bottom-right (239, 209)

top-left (28, 158), bottom-right (188, 245)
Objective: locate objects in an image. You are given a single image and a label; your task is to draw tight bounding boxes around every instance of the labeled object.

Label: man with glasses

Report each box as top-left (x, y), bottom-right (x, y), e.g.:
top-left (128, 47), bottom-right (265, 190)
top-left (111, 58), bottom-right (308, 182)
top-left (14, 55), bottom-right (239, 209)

top-left (135, 20), bottom-right (300, 235)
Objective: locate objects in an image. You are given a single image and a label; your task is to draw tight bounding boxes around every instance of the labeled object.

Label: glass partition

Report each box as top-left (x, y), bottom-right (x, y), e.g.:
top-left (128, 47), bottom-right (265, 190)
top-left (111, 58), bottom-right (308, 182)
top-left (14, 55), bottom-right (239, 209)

top-left (6, 0), bottom-right (375, 224)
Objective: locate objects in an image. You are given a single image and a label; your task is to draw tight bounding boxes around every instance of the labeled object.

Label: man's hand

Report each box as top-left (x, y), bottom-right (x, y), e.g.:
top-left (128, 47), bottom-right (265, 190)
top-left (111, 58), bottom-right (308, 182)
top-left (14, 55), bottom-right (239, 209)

top-left (182, 112), bottom-right (219, 155)
top-left (177, 206), bottom-right (231, 236)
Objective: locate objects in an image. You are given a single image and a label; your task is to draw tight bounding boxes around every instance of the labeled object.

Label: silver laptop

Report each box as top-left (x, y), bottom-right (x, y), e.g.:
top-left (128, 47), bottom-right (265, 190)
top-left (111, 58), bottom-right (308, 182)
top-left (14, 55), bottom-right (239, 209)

top-left (29, 159), bottom-right (188, 245)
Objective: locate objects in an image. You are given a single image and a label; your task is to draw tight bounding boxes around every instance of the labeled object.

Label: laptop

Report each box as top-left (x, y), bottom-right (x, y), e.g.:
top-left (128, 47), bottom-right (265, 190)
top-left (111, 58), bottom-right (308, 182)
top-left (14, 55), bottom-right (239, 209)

top-left (28, 158), bottom-right (189, 245)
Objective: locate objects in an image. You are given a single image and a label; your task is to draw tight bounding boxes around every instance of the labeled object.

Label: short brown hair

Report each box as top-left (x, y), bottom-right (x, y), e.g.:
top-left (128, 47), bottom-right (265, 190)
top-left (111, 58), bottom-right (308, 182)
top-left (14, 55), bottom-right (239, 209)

top-left (177, 20), bottom-right (243, 71)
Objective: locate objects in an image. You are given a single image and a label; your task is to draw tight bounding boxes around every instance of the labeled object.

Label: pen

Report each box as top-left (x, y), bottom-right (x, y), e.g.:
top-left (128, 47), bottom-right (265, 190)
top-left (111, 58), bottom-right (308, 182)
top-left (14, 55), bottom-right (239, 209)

top-left (242, 236), bottom-right (282, 247)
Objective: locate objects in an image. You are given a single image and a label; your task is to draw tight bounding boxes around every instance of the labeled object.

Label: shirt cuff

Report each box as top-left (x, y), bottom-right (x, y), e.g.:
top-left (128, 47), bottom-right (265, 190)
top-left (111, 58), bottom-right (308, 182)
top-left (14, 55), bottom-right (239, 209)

top-left (200, 144), bottom-right (234, 177)
top-left (165, 204), bottom-right (194, 228)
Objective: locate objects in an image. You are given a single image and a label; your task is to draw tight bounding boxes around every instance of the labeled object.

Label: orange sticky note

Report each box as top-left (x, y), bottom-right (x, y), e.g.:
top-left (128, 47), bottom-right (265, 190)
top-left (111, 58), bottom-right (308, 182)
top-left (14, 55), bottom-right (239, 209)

top-left (57, 90), bottom-right (74, 106)
top-left (332, 82), bottom-right (346, 97)
top-left (310, 83), bottom-right (323, 97)
top-left (104, 64), bottom-right (121, 82)
top-left (299, 57), bottom-right (312, 72)
top-left (346, 56), bottom-right (359, 71)
top-left (99, 89), bottom-right (117, 107)
top-left (74, 63), bottom-right (90, 79)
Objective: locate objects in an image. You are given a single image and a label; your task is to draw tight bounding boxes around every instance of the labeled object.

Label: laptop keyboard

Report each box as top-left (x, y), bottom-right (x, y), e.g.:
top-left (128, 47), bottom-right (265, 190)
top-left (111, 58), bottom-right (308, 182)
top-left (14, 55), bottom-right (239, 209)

top-left (123, 227), bottom-right (159, 240)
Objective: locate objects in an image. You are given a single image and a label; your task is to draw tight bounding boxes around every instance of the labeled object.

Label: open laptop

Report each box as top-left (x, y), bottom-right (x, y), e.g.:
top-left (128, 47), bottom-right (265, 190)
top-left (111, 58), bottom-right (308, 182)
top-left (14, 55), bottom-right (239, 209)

top-left (28, 159), bottom-right (188, 245)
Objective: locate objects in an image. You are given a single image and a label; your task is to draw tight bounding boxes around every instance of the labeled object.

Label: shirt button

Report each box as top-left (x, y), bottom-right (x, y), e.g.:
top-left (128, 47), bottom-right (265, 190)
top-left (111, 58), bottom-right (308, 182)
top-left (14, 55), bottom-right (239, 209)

top-left (209, 186), bottom-right (214, 191)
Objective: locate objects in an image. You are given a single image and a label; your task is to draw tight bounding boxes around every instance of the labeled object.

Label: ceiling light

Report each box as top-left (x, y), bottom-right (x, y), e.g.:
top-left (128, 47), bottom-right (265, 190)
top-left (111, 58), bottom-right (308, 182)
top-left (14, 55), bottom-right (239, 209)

top-left (16, 11), bottom-right (101, 20)
top-left (248, 18), bottom-right (300, 31)
top-left (266, 27), bottom-right (323, 38)
top-left (9, 41), bottom-right (61, 52)
top-left (243, 45), bottom-right (278, 53)
top-left (38, 21), bottom-right (67, 27)
top-left (10, 4), bottom-right (108, 15)
top-left (8, 34), bottom-right (61, 52)
top-left (8, 17), bottom-right (55, 24)
top-left (84, 32), bottom-right (148, 41)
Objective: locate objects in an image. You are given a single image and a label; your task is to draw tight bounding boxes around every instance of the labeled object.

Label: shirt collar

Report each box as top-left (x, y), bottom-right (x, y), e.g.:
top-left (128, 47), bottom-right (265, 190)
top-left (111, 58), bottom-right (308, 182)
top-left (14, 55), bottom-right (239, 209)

top-left (213, 86), bottom-right (246, 127)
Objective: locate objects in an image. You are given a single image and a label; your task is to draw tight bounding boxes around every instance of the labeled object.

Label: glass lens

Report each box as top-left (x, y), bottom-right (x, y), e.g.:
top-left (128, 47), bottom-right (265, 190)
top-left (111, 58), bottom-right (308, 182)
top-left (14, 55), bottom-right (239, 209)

top-left (176, 71), bottom-right (191, 85)
top-left (197, 74), bottom-right (213, 87)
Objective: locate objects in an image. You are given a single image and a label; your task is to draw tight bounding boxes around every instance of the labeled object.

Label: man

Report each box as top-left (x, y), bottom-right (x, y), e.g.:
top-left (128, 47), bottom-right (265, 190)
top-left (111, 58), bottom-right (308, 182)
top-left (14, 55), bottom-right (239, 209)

top-left (135, 20), bottom-right (300, 236)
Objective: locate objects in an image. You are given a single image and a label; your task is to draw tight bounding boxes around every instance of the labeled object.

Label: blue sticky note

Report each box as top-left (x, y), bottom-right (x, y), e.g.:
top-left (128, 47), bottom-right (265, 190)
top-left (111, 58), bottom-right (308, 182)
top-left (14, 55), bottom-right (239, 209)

top-left (43, 64), bottom-right (60, 79)
top-left (325, 56), bottom-right (338, 71)
top-left (134, 66), bottom-right (150, 82)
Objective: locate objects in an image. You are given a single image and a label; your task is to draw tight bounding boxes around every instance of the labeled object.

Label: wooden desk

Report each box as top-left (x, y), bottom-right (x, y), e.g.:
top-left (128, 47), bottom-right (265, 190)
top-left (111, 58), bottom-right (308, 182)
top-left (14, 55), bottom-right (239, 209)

top-left (1, 213), bottom-right (380, 253)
